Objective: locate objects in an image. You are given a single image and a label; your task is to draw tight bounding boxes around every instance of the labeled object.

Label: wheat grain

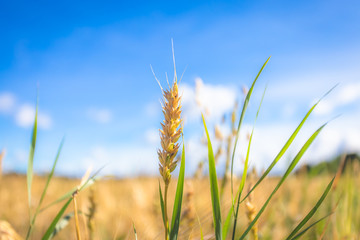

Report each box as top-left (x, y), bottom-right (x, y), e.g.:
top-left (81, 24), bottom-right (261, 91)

top-left (158, 76), bottom-right (182, 185)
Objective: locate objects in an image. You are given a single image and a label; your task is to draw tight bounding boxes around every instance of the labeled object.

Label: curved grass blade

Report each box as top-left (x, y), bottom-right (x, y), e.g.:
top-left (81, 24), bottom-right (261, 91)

top-left (49, 212), bottom-right (74, 239)
top-left (286, 177), bottom-right (335, 239)
top-left (170, 142), bottom-right (186, 240)
top-left (239, 86), bottom-right (336, 204)
top-left (42, 198), bottom-right (73, 240)
top-left (26, 138), bottom-right (65, 239)
top-left (232, 86), bottom-right (266, 239)
top-left (38, 138), bottom-right (64, 211)
top-left (40, 176), bottom-right (98, 213)
top-left (239, 123), bottom-right (327, 240)
top-left (290, 213), bottom-right (333, 240)
top-left (27, 98), bottom-right (38, 219)
top-left (40, 187), bottom-right (77, 212)
top-left (230, 57), bottom-right (270, 207)
top-left (159, 181), bottom-right (166, 228)
top-left (202, 114), bottom-right (222, 239)
top-left (42, 168), bottom-right (103, 239)
top-left (133, 222), bottom-right (138, 240)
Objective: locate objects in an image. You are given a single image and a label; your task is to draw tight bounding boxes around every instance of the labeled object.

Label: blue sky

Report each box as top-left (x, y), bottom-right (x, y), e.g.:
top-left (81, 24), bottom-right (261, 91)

top-left (0, 0), bottom-right (359, 177)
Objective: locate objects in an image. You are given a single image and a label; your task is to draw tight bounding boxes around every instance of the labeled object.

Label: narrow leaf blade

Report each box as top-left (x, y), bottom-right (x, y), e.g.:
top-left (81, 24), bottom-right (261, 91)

top-left (290, 213), bottom-right (333, 240)
top-left (42, 198), bottom-right (72, 240)
top-left (159, 182), bottom-right (166, 228)
top-left (49, 212), bottom-right (74, 239)
top-left (286, 177), bottom-right (335, 239)
top-left (239, 123), bottom-right (327, 240)
top-left (170, 142), bottom-right (186, 240)
top-left (202, 114), bottom-right (222, 240)
top-left (230, 57), bottom-right (270, 206)
top-left (27, 100), bottom-right (38, 216)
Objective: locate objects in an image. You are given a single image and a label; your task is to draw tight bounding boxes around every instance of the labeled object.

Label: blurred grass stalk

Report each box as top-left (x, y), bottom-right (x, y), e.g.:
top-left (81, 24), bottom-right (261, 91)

top-left (200, 57), bottom-right (337, 240)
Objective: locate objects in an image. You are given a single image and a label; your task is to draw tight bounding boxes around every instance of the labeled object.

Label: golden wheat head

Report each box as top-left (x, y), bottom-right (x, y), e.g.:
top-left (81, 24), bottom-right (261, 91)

top-left (158, 79), bottom-right (182, 184)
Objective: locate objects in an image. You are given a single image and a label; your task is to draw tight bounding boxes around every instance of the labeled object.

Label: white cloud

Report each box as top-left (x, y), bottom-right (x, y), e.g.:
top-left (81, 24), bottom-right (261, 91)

top-left (312, 82), bottom-right (360, 116)
top-left (145, 128), bottom-right (159, 145)
top-left (180, 77), bottom-right (238, 123)
top-left (87, 108), bottom-right (113, 124)
top-left (0, 93), bottom-right (16, 114)
top-left (15, 104), bottom-right (52, 129)
top-left (76, 145), bottom-right (158, 177)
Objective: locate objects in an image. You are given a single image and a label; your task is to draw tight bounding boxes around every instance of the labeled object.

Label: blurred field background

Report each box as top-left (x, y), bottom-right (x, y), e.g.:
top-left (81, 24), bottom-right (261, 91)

top-left (1, 160), bottom-right (359, 239)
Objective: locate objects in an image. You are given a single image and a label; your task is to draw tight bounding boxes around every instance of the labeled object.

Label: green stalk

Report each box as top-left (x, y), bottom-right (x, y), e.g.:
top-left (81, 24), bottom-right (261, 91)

top-left (164, 183), bottom-right (170, 240)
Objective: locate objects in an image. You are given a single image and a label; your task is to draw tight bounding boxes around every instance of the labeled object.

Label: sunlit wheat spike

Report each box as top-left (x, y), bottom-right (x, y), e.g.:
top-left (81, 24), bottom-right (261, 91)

top-left (158, 75), bottom-right (183, 184)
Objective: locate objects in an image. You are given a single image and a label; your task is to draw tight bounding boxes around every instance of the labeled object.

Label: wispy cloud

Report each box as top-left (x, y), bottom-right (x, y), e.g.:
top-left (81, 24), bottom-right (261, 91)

top-left (0, 92), bottom-right (16, 114)
top-left (0, 92), bottom-right (53, 129)
top-left (180, 77), bottom-right (238, 123)
top-left (15, 104), bottom-right (52, 129)
top-left (87, 108), bottom-right (113, 124)
top-left (314, 82), bottom-right (360, 116)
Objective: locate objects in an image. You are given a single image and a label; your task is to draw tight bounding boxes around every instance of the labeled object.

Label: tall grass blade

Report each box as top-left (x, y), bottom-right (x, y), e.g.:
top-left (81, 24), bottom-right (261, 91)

top-left (170, 142), bottom-right (186, 240)
top-left (37, 138), bottom-right (64, 211)
top-left (42, 198), bottom-right (73, 240)
top-left (230, 57), bottom-right (270, 206)
top-left (41, 177), bottom-right (98, 212)
top-left (133, 223), bottom-right (138, 240)
top-left (202, 114), bottom-right (222, 240)
top-left (290, 213), bottom-right (333, 240)
top-left (26, 138), bottom-right (65, 239)
top-left (286, 177), bottom-right (335, 239)
top-left (239, 123), bottom-right (327, 240)
top-left (42, 168), bottom-right (103, 239)
top-left (232, 86), bottom-right (266, 239)
top-left (49, 212), bottom-right (74, 239)
top-left (240, 86), bottom-right (336, 204)
top-left (159, 181), bottom-right (166, 228)
top-left (27, 98), bottom-right (38, 218)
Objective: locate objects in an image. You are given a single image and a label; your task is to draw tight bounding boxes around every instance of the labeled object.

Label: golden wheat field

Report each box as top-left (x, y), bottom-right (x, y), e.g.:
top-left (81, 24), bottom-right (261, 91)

top-left (0, 169), bottom-right (359, 240)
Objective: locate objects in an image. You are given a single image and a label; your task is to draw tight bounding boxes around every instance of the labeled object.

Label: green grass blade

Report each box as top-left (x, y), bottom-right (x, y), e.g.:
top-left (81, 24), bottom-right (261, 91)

top-left (222, 205), bottom-right (233, 240)
top-left (159, 181), bottom-right (166, 228)
top-left (38, 138), bottom-right (64, 210)
top-left (26, 138), bottom-right (65, 239)
top-left (40, 169), bottom-right (101, 212)
top-left (170, 142), bottom-right (186, 240)
top-left (27, 99), bottom-right (38, 218)
top-left (240, 93), bottom-right (330, 204)
top-left (42, 198), bottom-right (72, 240)
top-left (202, 114), bottom-right (222, 240)
top-left (239, 123), bottom-right (327, 240)
top-left (40, 187), bottom-right (77, 212)
top-left (232, 86), bottom-right (266, 239)
top-left (286, 177), bottom-right (335, 239)
top-left (42, 167), bottom-right (103, 240)
top-left (49, 212), bottom-right (74, 239)
top-left (133, 222), bottom-right (138, 240)
top-left (290, 213), bottom-right (333, 240)
top-left (230, 57), bottom-right (270, 207)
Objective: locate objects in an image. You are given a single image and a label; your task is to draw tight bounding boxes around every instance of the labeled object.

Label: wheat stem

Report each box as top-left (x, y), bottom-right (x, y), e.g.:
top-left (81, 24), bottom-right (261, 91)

top-left (73, 191), bottom-right (82, 240)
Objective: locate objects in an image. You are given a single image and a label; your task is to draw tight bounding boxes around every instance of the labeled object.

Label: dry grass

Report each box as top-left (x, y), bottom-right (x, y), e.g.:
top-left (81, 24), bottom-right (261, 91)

top-left (0, 172), bottom-right (358, 239)
top-left (0, 149), bottom-right (5, 180)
